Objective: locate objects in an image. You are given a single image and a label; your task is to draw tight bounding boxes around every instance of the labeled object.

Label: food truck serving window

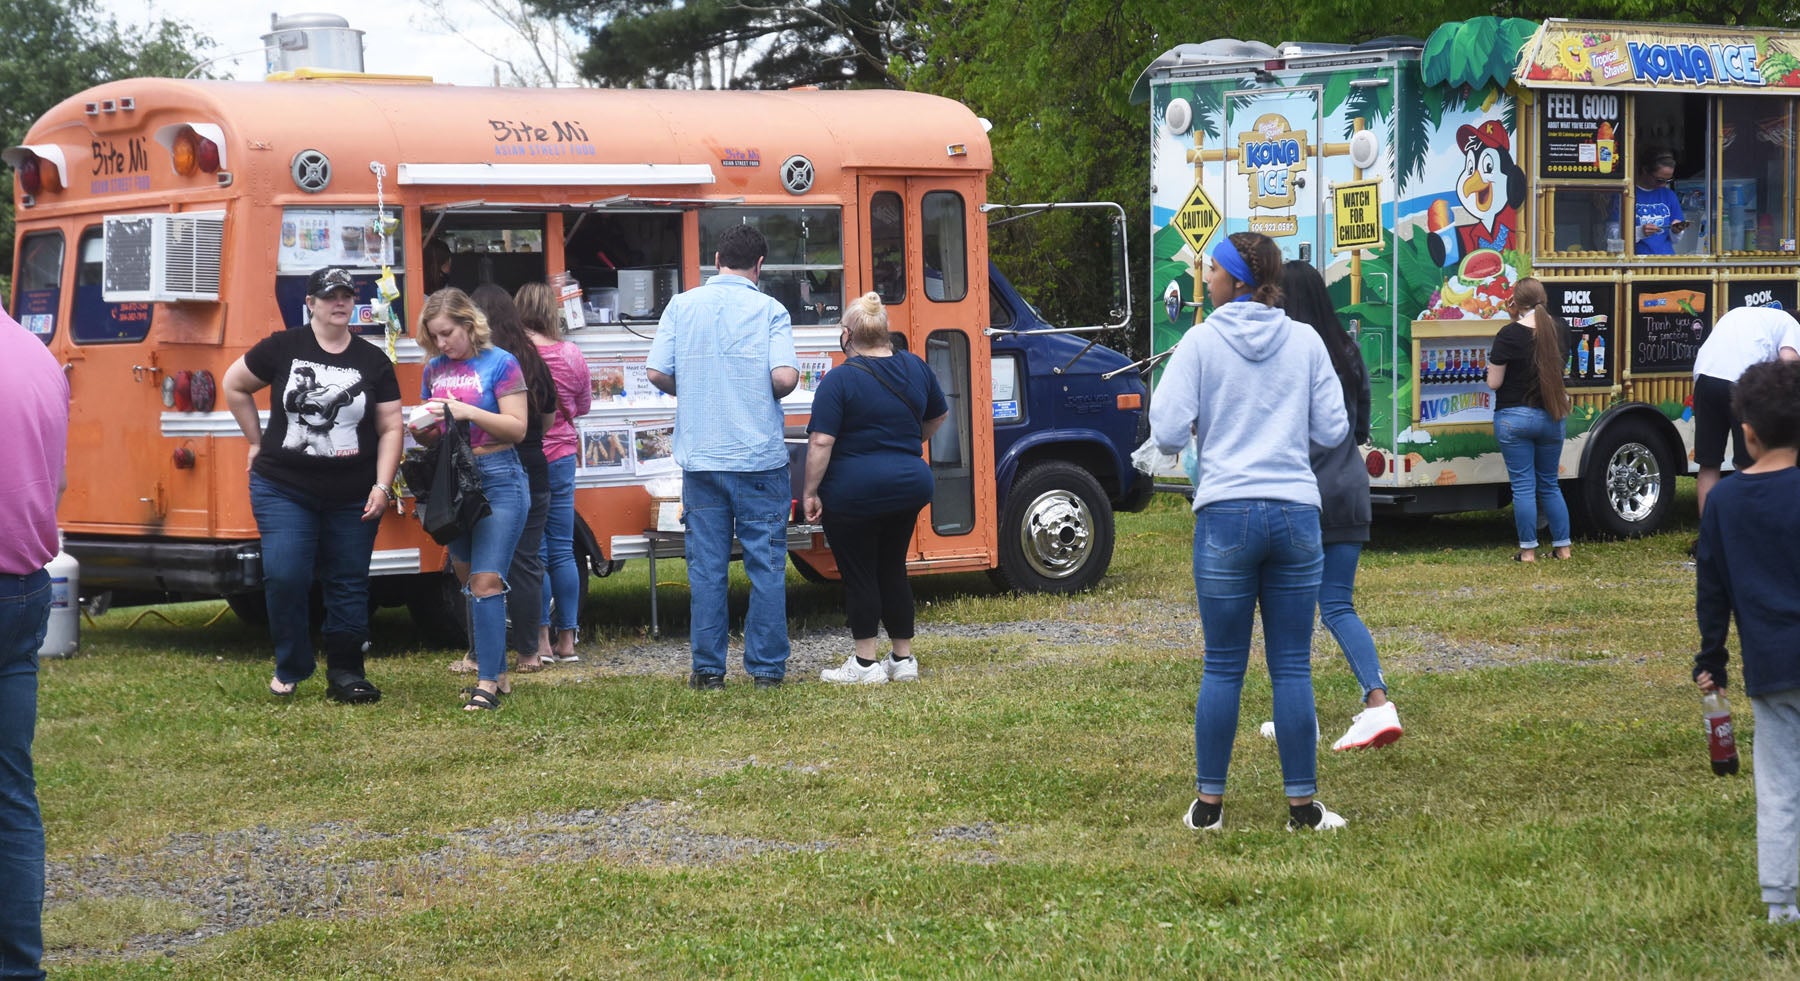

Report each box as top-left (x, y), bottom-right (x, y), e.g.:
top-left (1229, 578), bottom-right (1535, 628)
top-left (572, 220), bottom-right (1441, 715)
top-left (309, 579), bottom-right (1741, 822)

top-left (700, 207), bottom-right (844, 325)
top-left (1717, 98), bottom-right (1794, 255)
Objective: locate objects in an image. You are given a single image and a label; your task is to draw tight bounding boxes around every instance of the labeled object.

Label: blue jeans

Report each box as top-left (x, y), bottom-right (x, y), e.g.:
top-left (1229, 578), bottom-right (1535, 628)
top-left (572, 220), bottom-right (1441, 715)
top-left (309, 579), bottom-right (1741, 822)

top-left (507, 473), bottom-right (548, 656)
top-left (1192, 501), bottom-right (1324, 799)
top-left (683, 468), bottom-right (791, 680)
top-left (0, 569), bottom-right (49, 981)
top-left (249, 473), bottom-right (381, 684)
top-left (1320, 542), bottom-right (1385, 701)
top-left (1494, 406), bottom-right (1572, 550)
top-left (539, 454), bottom-right (580, 632)
top-left (447, 450), bottom-right (528, 681)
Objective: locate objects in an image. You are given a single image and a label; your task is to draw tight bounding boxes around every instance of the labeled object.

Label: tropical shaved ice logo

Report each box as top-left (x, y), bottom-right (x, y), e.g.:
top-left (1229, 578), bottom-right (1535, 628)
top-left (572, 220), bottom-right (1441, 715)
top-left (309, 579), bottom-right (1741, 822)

top-left (1558, 39), bottom-right (1591, 77)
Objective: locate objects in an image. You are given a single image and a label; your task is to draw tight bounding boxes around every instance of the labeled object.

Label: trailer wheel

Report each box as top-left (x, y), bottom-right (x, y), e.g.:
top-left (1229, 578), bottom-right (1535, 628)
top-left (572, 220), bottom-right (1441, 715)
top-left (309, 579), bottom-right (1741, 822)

top-left (405, 570), bottom-right (469, 649)
top-left (993, 462), bottom-right (1115, 594)
top-left (1579, 416), bottom-right (1677, 539)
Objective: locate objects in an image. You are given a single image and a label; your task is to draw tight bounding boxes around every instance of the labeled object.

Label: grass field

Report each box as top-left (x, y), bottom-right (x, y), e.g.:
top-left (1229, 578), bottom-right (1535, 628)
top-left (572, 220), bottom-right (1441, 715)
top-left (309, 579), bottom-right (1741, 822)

top-left (36, 487), bottom-right (1800, 978)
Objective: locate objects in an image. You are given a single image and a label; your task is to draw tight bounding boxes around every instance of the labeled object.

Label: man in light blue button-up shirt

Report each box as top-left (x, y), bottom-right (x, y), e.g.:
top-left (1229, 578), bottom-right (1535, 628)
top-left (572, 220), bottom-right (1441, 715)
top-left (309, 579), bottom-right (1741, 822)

top-left (648, 225), bottom-right (799, 689)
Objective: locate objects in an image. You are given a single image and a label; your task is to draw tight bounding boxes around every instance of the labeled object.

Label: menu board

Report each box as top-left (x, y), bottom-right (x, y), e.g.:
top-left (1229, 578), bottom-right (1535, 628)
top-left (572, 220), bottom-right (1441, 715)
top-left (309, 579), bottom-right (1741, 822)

top-left (1538, 91), bottom-right (1625, 180)
top-left (1629, 281), bottom-right (1712, 374)
top-left (1726, 279), bottom-right (1798, 314)
top-left (278, 208), bottom-right (397, 273)
top-left (1545, 280), bottom-right (1616, 386)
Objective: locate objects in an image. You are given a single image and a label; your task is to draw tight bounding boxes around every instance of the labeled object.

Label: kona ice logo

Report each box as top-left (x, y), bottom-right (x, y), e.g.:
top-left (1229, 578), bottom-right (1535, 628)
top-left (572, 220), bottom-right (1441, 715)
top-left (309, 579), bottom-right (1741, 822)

top-left (1628, 41), bottom-right (1764, 86)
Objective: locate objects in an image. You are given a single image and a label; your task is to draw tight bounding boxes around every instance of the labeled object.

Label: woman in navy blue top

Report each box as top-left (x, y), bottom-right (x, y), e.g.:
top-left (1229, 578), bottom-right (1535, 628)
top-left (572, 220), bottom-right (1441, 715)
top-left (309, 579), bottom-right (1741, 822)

top-left (803, 292), bottom-right (947, 685)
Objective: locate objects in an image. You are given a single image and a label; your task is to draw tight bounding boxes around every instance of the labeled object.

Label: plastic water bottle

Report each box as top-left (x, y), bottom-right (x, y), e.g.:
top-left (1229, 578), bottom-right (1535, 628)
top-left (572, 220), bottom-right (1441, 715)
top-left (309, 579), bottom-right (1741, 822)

top-left (1704, 690), bottom-right (1740, 776)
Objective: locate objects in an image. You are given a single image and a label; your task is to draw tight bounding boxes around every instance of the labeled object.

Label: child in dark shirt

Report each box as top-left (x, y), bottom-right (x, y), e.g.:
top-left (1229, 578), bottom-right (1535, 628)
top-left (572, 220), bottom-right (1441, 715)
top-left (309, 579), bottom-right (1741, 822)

top-left (1693, 360), bottom-right (1800, 924)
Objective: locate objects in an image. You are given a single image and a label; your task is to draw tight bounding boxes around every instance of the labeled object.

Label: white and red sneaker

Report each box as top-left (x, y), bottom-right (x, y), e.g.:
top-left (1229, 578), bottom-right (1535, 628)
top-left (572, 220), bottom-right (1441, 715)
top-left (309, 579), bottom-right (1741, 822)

top-left (1331, 702), bottom-right (1403, 751)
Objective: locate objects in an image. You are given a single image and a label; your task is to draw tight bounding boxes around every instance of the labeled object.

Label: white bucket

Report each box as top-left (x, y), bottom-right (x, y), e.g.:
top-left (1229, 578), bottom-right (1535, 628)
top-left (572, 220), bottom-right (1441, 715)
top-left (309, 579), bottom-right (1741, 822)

top-left (40, 545), bottom-right (79, 658)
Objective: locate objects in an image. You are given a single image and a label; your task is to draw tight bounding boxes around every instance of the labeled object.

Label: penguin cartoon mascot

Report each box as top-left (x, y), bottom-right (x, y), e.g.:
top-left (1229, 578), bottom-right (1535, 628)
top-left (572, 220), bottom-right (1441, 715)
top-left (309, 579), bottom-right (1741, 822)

top-left (1426, 120), bottom-right (1526, 269)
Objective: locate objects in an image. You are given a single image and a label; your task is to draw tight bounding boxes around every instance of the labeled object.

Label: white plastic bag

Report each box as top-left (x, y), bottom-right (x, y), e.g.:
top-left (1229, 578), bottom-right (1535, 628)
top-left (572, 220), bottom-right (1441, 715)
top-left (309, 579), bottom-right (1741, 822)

top-left (1131, 436), bottom-right (1199, 484)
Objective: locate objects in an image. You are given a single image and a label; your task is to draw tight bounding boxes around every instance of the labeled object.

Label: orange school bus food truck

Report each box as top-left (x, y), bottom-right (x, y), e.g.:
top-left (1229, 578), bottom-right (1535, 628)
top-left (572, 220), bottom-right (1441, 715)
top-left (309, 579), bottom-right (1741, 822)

top-left (1138, 18), bottom-right (1800, 536)
top-left (9, 68), bottom-right (1150, 640)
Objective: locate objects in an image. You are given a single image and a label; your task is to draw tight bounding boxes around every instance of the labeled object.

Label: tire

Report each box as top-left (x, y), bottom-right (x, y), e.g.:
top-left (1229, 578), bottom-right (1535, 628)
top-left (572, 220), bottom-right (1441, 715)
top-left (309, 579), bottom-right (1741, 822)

top-left (1578, 416), bottom-right (1678, 539)
top-left (992, 461), bottom-right (1115, 594)
top-left (790, 552), bottom-right (832, 584)
top-left (405, 570), bottom-right (469, 649)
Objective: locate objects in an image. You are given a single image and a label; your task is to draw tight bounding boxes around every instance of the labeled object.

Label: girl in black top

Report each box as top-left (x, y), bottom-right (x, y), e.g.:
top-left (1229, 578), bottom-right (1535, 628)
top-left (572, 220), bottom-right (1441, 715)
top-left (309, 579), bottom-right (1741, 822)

top-left (222, 266), bottom-right (403, 702)
top-left (1486, 276), bottom-right (1573, 562)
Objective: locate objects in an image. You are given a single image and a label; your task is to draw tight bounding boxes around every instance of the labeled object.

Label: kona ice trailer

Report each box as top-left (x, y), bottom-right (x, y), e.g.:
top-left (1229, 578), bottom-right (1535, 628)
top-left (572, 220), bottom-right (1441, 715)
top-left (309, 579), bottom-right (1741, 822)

top-left (1135, 18), bottom-right (1800, 536)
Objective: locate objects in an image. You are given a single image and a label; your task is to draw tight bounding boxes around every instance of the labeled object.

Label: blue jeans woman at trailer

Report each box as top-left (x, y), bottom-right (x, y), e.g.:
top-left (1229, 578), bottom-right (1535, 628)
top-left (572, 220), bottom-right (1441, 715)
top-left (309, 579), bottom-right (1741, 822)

top-left (222, 265), bottom-right (404, 703)
top-left (1146, 232), bottom-right (1350, 832)
top-left (416, 288), bottom-right (532, 711)
top-left (1486, 277), bottom-right (1574, 562)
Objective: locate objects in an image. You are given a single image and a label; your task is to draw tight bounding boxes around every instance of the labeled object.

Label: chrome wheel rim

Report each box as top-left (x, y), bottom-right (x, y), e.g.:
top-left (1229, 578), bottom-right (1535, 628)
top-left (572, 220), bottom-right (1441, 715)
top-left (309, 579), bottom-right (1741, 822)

top-left (1606, 441), bottom-right (1661, 523)
top-left (1019, 489), bottom-right (1094, 580)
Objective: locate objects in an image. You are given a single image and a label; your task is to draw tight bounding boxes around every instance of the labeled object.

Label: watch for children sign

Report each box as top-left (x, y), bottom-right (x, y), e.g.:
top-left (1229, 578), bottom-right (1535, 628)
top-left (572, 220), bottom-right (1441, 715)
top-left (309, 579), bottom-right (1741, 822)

top-left (1174, 183), bottom-right (1221, 254)
top-left (1331, 180), bottom-right (1382, 251)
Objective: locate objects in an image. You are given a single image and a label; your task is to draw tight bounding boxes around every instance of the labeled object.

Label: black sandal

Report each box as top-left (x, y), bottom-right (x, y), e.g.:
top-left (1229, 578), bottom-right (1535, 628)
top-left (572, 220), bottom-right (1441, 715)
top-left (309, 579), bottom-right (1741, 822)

top-left (463, 687), bottom-right (502, 711)
top-left (327, 675), bottom-right (382, 704)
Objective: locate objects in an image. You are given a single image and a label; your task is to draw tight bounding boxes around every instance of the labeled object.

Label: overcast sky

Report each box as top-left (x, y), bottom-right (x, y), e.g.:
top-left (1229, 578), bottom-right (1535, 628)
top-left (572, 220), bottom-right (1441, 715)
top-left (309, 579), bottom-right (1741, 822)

top-left (96, 1), bottom-right (585, 86)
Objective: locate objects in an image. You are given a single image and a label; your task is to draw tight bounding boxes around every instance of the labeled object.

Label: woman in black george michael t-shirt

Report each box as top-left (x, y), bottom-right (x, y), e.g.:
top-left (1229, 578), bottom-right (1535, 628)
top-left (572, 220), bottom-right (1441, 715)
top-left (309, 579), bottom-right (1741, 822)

top-left (1486, 276), bottom-right (1573, 563)
top-left (222, 266), bottom-right (404, 702)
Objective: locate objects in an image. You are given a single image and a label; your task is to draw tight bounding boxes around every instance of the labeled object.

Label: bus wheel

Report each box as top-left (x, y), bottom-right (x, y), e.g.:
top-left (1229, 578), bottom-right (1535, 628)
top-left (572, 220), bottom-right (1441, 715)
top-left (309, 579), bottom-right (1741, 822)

top-left (405, 571), bottom-right (469, 649)
top-left (1579, 417), bottom-right (1676, 539)
top-left (994, 462), bottom-right (1115, 594)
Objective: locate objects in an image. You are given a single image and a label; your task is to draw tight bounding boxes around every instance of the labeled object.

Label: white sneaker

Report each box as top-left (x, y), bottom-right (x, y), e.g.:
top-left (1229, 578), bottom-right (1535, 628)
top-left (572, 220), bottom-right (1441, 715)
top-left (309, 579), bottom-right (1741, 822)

top-left (821, 656), bottom-right (889, 685)
top-left (884, 654), bottom-right (919, 682)
top-left (1258, 720), bottom-right (1321, 742)
top-left (1332, 702), bottom-right (1403, 751)
top-left (1286, 801), bottom-right (1348, 832)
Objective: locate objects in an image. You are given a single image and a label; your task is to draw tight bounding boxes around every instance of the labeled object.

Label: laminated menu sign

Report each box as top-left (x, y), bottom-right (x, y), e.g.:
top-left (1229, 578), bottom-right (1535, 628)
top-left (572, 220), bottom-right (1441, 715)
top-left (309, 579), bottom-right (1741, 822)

top-left (1546, 281), bottom-right (1616, 385)
top-left (278, 208), bottom-right (395, 272)
top-left (1538, 91), bottom-right (1624, 179)
top-left (1630, 281), bottom-right (1712, 373)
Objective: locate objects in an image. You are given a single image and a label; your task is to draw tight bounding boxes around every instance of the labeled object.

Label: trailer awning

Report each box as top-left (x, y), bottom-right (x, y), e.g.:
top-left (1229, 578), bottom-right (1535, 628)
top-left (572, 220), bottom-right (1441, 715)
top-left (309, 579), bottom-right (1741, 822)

top-left (397, 163), bottom-right (716, 186)
top-left (1514, 19), bottom-right (1800, 94)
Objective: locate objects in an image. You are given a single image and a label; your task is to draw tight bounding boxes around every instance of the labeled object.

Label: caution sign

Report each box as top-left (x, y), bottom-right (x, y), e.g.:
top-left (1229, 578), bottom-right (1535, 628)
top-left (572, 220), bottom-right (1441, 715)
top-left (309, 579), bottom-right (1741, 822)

top-left (1174, 183), bottom-right (1221, 255)
top-left (1331, 180), bottom-right (1382, 251)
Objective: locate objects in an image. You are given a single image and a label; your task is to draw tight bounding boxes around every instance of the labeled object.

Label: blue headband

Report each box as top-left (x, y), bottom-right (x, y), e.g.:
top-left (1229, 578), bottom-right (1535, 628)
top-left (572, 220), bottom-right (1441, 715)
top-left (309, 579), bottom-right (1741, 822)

top-left (1211, 237), bottom-right (1256, 289)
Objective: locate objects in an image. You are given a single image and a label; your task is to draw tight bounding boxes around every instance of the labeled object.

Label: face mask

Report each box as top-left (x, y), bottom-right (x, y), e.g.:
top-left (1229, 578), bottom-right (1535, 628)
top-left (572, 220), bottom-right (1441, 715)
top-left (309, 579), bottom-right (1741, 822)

top-left (840, 329), bottom-right (852, 354)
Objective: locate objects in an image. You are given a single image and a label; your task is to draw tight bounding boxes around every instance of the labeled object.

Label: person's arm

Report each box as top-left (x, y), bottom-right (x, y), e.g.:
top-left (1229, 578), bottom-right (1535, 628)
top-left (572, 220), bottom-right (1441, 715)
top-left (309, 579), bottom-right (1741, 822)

top-left (772, 366), bottom-right (799, 399)
top-left (366, 399), bottom-right (404, 520)
top-left (768, 303), bottom-right (799, 399)
top-left (221, 356), bottom-right (269, 473)
top-left (1487, 362), bottom-right (1507, 390)
top-left (1148, 334), bottom-right (1200, 454)
top-left (1308, 345), bottom-right (1349, 449)
top-left (1694, 507), bottom-right (1733, 691)
top-left (1487, 326), bottom-right (1512, 391)
top-left (802, 432), bottom-right (835, 522)
top-left (646, 368), bottom-right (676, 396)
top-left (430, 390), bottom-right (529, 444)
top-left (922, 413), bottom-right (947, 442)
top-left (566, 347), bottom-right (594, 417)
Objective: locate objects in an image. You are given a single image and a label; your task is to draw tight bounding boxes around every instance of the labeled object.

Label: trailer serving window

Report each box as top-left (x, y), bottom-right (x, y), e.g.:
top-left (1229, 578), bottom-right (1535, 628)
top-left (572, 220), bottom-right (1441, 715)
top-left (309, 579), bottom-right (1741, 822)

top-left (1717, 98), bottom-right (1795, 254)
top-left (700, 207), bottom-right (843, 325)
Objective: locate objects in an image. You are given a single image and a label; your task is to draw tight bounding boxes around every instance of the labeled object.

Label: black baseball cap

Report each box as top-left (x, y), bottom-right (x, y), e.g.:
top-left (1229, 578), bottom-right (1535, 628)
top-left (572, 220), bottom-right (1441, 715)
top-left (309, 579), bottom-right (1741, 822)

top-left (307, 266), bottom-right (357, 297)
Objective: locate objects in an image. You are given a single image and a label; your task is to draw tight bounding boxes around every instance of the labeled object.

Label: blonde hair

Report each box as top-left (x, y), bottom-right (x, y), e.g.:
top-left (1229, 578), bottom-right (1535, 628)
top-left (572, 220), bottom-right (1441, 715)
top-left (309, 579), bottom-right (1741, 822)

top-left (515, 282), bottom-right (564, 341)
top-left (841, 291), bottom-right (891, 351)
top-left (416, 287), bottom-right (492, 357)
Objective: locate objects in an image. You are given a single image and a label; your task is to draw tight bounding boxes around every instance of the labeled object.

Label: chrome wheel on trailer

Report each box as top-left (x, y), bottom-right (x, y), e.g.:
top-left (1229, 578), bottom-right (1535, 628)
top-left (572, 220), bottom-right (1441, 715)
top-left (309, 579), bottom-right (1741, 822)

top-left (1577, 416), bottom-right (1677, 539)
top-left (1605, 441), bottom-right (1663, 524)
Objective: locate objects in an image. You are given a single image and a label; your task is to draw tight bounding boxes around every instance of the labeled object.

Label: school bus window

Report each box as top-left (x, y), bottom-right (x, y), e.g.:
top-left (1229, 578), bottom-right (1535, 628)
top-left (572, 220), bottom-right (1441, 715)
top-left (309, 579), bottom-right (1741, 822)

top-left (992, 353), bottom-right (1025, 426)
top-left (1718, 98), bottom-right (1794, 254)
top-left (13, 231), bottom-right (64, 344)
top-left (926, 329), bottom-right (974, 535)
top-left (71, 228), bottom-right (149, 344)
top-left (1548, 188), bottom-right (1625, 254)
top-left (922, 191), bottom-right (967, 302)
top-left (427, 212), bottom-right (547, 296)
top-left (565, 209), bottom-right (682, 323)
top-left (989, 285), bottom-right (1015, 329)
top-left (701, 207), bottom-right (844, 325)
top-left (869, 192), bottom-right (905, 305)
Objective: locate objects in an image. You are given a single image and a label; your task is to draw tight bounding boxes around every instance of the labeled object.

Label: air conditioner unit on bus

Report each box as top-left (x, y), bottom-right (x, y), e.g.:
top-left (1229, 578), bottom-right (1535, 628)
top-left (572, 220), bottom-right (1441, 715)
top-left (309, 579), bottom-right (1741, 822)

top-left (102, 211), bottom-right (225, 302)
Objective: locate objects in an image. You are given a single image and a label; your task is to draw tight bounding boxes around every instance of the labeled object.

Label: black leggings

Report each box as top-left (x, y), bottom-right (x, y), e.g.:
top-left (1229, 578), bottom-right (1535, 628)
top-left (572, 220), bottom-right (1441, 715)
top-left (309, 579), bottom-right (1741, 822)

top-left (821, 505), bottom-right (924, 641)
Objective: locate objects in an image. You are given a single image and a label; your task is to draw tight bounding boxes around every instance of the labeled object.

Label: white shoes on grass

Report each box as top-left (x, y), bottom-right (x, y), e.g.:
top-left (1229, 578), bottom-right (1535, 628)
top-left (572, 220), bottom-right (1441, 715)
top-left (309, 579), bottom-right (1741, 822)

top-left (1257, 703), bottom-right (1403, 751)
top-left (820, 654), bottom-right (919, 685)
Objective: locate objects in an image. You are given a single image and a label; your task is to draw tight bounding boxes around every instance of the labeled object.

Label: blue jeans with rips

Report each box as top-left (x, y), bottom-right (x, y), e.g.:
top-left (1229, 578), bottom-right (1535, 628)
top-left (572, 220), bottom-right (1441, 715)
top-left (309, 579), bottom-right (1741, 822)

top-left (249, 473), bottom-right (381, 684)
top-left (0, 569), bottom-right (49, 981)
top-left (447, 450), bottom-right (528, 682)
top-left (1192, 500), bottom-right (1325, 799)
top-left (1320, 542), bottom-right (1386, 701)
top-left (682, 468), bottom-right (792, 680)
top-left (1494, 406), bottom-right (1572, 551)
top-left (539, 454), bottom-right (580, 632)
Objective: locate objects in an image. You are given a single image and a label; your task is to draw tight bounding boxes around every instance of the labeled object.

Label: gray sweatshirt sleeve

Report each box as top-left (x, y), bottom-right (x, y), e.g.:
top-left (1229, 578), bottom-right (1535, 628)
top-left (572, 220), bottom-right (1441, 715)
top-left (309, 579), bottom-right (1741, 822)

top-left (1309, 343), bottom-right (1349, 449)
top-left (1149, 331), bottom-right (1200, 454)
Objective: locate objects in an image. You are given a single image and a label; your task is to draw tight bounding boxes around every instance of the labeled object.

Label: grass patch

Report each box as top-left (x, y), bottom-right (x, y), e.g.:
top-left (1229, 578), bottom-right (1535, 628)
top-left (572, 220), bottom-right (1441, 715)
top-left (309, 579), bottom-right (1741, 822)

top-left (41, 485), bottom-right (1799, 978)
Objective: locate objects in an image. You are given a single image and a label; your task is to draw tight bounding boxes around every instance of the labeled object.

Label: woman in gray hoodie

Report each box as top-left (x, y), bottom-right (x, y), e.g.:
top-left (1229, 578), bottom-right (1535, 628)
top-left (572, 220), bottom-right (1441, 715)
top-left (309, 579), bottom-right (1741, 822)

top-left (1150, 233), bottom-right (1348, 833)
top-left (1282, 261), bottom-right (1402, 753)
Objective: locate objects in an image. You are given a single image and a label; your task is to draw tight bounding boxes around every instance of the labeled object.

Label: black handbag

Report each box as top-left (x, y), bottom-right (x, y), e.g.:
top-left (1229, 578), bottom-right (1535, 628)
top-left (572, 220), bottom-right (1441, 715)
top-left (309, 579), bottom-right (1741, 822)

top-left (414, 418), bottom-right (490, 545)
